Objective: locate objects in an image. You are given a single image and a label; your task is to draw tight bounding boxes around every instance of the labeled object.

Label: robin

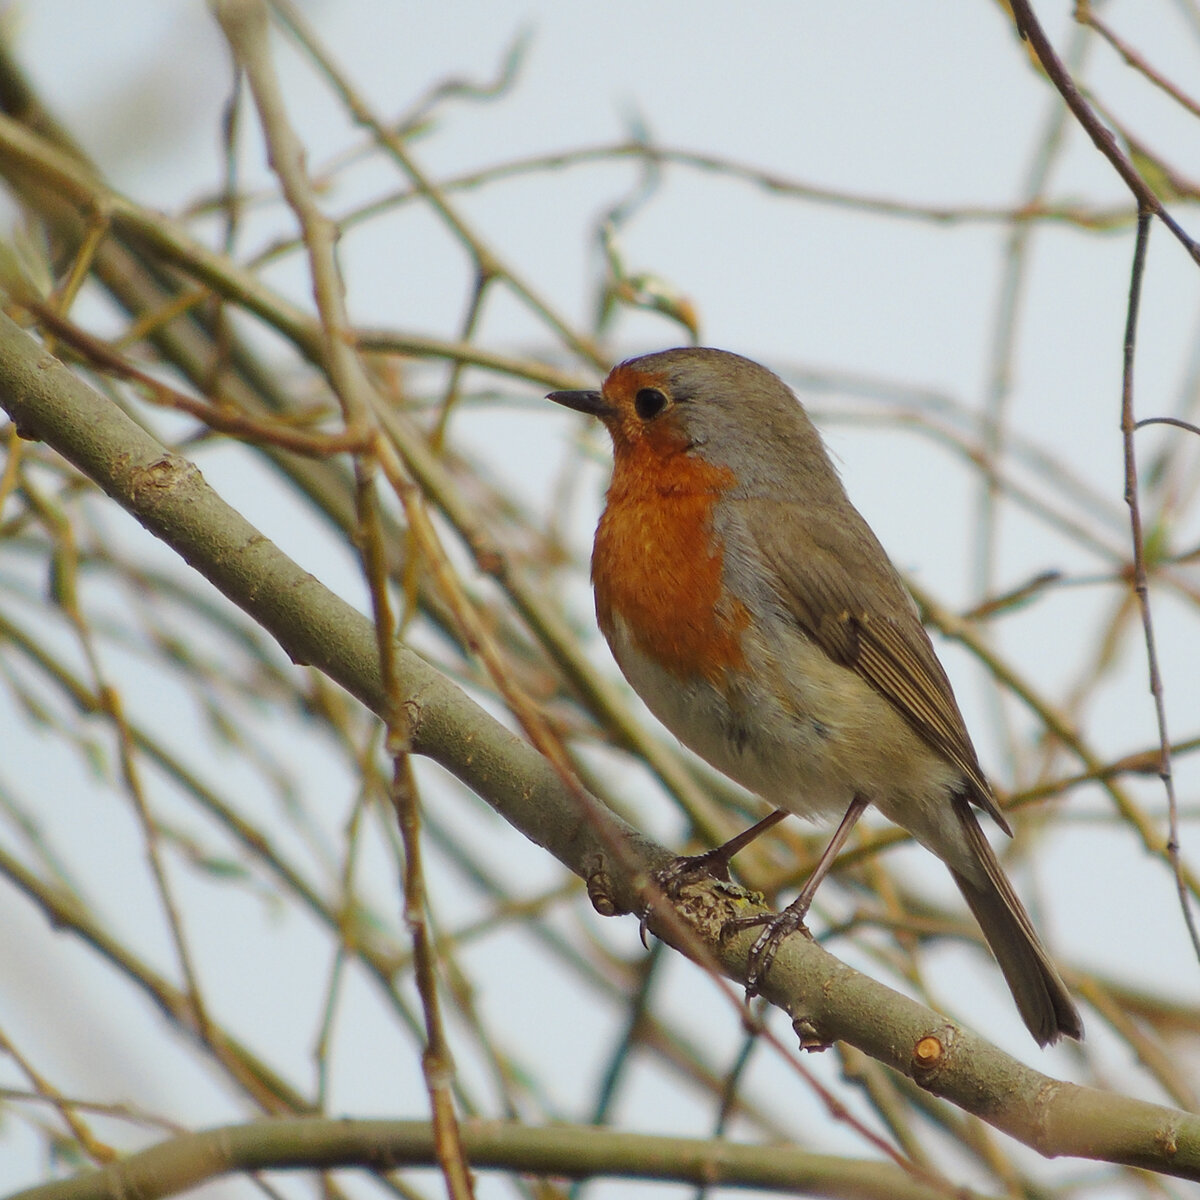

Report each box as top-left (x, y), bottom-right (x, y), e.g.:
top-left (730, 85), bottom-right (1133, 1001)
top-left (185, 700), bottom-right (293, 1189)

top-left (548, 347), bottom-right (1082, 1046)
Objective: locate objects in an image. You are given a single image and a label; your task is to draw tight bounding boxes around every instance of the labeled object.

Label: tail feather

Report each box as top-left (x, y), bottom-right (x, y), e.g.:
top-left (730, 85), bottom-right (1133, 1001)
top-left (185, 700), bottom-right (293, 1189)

top-left (951, 807), bottom-right (1083, 1046)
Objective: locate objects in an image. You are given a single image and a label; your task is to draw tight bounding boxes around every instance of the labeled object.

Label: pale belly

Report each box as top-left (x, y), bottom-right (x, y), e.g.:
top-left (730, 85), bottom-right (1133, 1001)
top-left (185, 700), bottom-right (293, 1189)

top-left (605, 613), bottom-right (978, 879)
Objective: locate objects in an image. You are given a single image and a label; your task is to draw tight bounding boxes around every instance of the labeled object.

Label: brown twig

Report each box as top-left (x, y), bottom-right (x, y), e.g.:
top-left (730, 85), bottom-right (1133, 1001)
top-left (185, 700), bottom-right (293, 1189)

top-left (19, 300), bottom-right (368, 456)
top-left (1076, 2), bottom-right (1200, 121)
top-left (267, 0), bottom-right (606, 373)
top-left (1119, 209), bottom-right (1200, 963)
top-left (213, 1), bottom-right (474, 1193)
top-left (1007, 0), bottom-right (1200, 264)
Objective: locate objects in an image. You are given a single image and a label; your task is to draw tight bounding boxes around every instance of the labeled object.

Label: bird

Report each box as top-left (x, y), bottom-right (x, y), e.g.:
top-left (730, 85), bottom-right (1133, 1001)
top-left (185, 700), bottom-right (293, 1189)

top-left (548, 346), bottom-right (1082, 1046)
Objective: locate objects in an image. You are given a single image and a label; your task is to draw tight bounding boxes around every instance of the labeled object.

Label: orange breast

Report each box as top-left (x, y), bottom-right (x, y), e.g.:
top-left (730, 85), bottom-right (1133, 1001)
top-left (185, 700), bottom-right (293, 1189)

top-left (592, 439), bottom-right (749, 684)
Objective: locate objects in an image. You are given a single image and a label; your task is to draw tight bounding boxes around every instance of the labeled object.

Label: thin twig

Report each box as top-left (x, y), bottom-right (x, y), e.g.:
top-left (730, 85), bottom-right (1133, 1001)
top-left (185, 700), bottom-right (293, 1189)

top-left (214, 142), bottom-right (1136, 250)
top-left (0, 1025), bottom-right (115, 1165)
top-left (1007, 0), bottom-right (1200, 264)
top-left (267, 0), bottom-right (605, 372)
top-left (1076, 2), bottom-right (1200, 121)
top-left (972, 16), bottom-right (1087, 784)
top-left (213, 2), bottom-right (474, 1192)
top-left (21, 300), bottom-right (368, 456)
top-left (1119, 209), bottom-right (1200, 965)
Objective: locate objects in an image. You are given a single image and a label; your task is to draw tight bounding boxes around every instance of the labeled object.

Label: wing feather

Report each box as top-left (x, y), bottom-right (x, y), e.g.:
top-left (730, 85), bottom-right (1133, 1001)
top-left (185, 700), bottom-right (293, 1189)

top-left (740, 499), bottom-right (1009, 831)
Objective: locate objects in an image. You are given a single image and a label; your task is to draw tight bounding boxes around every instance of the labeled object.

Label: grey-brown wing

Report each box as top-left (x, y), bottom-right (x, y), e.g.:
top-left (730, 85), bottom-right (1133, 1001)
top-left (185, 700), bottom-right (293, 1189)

top-left (741, 500), bottom-right (1008, 832)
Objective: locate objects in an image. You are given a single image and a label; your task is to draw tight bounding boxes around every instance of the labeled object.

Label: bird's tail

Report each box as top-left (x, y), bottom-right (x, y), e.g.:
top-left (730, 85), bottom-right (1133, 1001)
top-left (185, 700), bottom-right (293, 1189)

top-left (949, 807), bottom-right (1083, 1046)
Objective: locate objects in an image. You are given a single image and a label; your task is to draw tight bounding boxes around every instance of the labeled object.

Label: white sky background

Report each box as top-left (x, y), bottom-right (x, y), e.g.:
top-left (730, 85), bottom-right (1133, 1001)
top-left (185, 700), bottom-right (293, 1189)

top-left (4, 1), bottom-right (1200, 1196)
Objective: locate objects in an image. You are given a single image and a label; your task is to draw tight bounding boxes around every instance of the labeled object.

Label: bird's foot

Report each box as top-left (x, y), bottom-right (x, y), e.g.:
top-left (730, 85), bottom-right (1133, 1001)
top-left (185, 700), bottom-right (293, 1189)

top-left (656, 846), bottom-right (737, 891)
top-left (638, 848), bottom-right (742, 946)
top-left (721, 898), bottom-right (814, 996)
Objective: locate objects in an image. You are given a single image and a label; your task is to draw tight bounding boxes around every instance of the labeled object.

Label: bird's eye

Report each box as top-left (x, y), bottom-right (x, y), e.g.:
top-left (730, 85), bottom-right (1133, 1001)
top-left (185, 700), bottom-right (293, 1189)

top-left (634, 387), bottom-right (668, 420)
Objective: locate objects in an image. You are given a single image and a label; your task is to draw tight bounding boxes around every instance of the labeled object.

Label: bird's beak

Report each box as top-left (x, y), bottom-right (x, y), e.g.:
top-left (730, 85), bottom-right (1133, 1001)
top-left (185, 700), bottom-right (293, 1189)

top-left (546, 389), bottom-right (617, 420)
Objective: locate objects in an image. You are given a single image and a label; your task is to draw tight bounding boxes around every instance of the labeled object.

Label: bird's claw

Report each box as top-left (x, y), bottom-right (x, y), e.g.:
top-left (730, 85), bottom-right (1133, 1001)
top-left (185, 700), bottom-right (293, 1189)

top-left (638, 849), bottom-right (737, 945)
top-left (721, 903), bottom-right (813, 996)
top-left (656, 848), bottom-right (736, 891)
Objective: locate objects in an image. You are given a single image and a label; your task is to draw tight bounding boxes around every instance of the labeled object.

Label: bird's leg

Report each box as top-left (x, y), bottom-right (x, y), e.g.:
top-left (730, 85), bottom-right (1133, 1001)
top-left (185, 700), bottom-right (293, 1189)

top-left (723, 795), bottom-right (869, 995)
top-left (656, 808), bottom-right (791, 890)
top-left (640, 809), bottom-right (791, 945)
